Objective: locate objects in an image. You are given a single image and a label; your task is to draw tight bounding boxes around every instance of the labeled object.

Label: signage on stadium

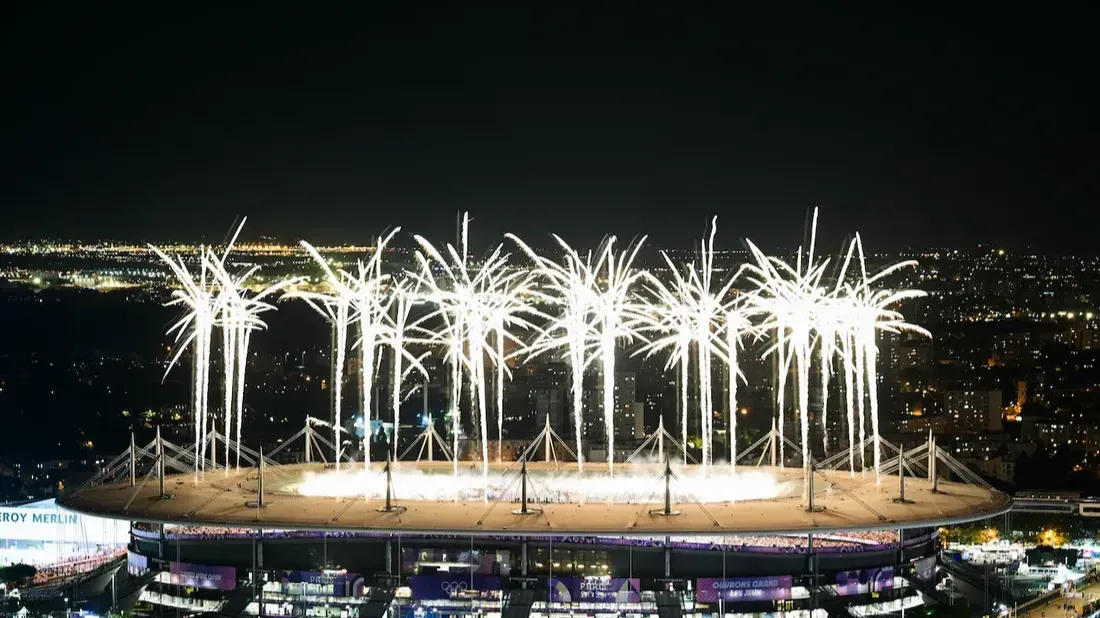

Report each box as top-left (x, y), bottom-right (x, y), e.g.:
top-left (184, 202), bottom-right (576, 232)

top-left (0, 510), bottom-right (78, 525)
top-left (549, 577), bottom-right (642, 603)
top-left (695, 576), bottom-right (793, 602)
top-left (277, 570), bottom-right (365, 597)
top-left (407, 575), bottom-right (500, 600)
top-left (169, 561), bottom-right (237, 591)
top-left (0, 505), bottom-right (127, 546)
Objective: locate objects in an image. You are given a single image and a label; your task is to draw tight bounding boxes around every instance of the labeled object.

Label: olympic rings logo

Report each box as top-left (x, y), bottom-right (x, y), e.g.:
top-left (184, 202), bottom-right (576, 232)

top-left (441, 581), bottom-right (469, 595)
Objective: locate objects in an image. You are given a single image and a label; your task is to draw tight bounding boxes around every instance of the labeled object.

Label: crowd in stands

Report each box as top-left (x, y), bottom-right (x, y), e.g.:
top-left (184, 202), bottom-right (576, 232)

top-left (129, 522), bottom-right (926, 554)
top-left (28, 548), bottom-right (126, 586)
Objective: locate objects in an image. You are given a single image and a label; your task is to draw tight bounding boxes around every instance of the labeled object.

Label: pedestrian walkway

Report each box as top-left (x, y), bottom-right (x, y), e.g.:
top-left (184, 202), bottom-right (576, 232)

top-left (1018, 580), bottom-right (1100, 618)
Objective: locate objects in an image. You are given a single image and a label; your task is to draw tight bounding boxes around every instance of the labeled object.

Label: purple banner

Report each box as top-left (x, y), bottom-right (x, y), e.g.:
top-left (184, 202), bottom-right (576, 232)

top-left (696, 576), bottom-right (793, 602)
top-left (408, 575), bottom-right (500, 600)
top-left (833, 567), bottom-right (894, 595)
top-left (548, 577), bottom-right (641, 603)
top-left (169, 561), bottom-right (237, 591)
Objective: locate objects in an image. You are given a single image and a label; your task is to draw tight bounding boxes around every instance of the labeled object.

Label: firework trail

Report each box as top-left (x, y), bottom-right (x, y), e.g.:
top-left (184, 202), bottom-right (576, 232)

top-left (508, 234), bottom-right (602, 471)
top-left (350, 230), bottom-right (401, 467)
top-left (836, 234), bottom-right (929, 478)
top-left (743, 209), bottom-right (835, 478)
top-left (205, 245), bottom-right (296, 469)
top-left (386, 275), bottom-right (433, 461)
top-left (637, 218), bottom-right (744, 472)
top-left (151, 245), bottom-right (217, 472)
top-left (586, 237), bottom-right (650, 475)
top-left (412, 213), bottom-right (534, 483)
top-left (292, 243), bottom-right (360, 470)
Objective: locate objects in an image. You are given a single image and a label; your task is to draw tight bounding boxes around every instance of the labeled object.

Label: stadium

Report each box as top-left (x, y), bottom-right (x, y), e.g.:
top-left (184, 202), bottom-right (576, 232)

top-left (44, 213), bottom-right (1017, 617)
top-left (49, 424), bottom-right (1012, 618)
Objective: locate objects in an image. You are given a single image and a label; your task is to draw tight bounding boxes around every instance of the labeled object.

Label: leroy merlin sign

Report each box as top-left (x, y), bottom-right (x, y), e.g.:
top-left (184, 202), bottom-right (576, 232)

top-left (0, 510), bottom-right (78, 525)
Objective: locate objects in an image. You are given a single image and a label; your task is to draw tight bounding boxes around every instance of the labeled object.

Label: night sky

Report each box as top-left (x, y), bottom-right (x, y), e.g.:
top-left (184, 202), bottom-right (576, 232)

top-left (2, 6), bottom-right (1094, 251)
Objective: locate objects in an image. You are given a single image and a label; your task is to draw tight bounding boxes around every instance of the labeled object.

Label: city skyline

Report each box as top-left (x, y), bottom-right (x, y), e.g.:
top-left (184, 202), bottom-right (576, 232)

top-left (1, 230), bottom-right (1095, 257)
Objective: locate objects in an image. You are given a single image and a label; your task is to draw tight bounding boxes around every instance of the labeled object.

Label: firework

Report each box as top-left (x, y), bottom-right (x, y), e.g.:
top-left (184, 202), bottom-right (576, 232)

top-left (508, 234), bottom-right (601, 470)
top-left (386, 275), bottom-right (433, 461)
top-left (151, 245), bottom-right (217, 472)
top-left (635, 275), bottom-right (694, 465)
top-left (743, 209), bottom-right (838, 477)
top-left (835, 234), bottom-right (930, 477)
top-left (637, 218), bottom-right (744, 473)
top-left (517, 233), bottom-right (650, 474)
top-left (205, 244), bottom-right (297, 469)
top-left (585, 236), bottom-right (650, 475)
top-left (412, 213), bottom-right (536, 483)
top-left (154, 220), bottom-right (296, 473)
top-left (743, 210), bottom-right (929, 482)
top-left (292, 242), bottom-right (361, 470)
top-left (350, 229), bottom-right (402, 467)
top-left (152, 209), bottom-right (928, 498)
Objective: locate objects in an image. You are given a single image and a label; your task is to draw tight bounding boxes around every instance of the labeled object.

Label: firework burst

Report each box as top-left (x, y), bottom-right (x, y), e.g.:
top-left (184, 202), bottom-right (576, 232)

top-left (411, 213), bottom-right (536, 483)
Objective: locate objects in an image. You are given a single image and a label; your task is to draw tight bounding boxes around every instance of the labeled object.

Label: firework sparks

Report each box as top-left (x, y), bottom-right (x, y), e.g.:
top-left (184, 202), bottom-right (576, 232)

top-left (743, 210), bottom-right (929, 483)
top-left (151, 245), bottom-right (217, 472)
top-left (350, 229), bottom-right (402, 467)
top-left (292, 243), bottom-right (361, 471)
top-left (586, 237), bottom-right (649, 475)
top-left (508, 234), bottom-right (601, 471)
top-left (205, 244), bottom-right (297, 469)
top-left (412, 213), bottom-right (536, 484)
top-left (385, 275), bottom-right (433, 461)
top-left (152, 209), bottom-right (927, 499)
top-left (517, 233), bottom-right (649, 475)
top-left (635, 275), bottom-right (694, 465)
top-left (637, 218), bottom-right (744, 473)
top-left (835, 234), bottom-right (930, 478)
top-left (154, 220), bottom-right (297, 473)
top-left (743, 210), bottom-right (833, 480)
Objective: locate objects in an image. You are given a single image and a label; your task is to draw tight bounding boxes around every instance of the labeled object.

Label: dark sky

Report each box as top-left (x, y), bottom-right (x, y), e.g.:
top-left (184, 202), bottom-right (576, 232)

top-left (2, 6), bottom-right (1095, 252)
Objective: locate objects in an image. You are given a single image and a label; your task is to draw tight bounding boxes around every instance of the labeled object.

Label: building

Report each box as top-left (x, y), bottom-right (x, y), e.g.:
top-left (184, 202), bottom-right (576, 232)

top-left (0, 499), bottom-right (128, 566)
top-left (613, 372), bottom-right (638, 441)
top-left (1019, 415), bottom-right (1100, 450)
top-left (972, 453), bottom-right (1019, 484)
top-left (632, 400), bottom-right (645, 439)
top-left (117, 521), bottom-right (935, 618)
top-left (944, 390), bottom-right (1003, 432)
top-left (892, 338), bottom-right (933, 373)
top-left (896, 415), bottom-right (950, 435)
top-left (991, 331), bottom-right (1042, 366)
top-left (1070, 319), bottom-right (1100, 350)
top-left (582, 371), bottom-right (639, 442)
top-left (506, 362), bottom-right (568, 437)
top-left (941, 432), bottom-right (1033, 461)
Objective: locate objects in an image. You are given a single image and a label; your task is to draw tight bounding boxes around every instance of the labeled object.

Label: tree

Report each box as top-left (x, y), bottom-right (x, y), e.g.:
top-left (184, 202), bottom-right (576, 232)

top-left (945, 524), bottom-right (984, 545)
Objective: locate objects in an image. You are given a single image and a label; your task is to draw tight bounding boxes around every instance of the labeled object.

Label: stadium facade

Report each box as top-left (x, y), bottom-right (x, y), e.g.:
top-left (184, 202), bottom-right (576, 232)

top-left (115, 522), bottom-right (940, 617)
